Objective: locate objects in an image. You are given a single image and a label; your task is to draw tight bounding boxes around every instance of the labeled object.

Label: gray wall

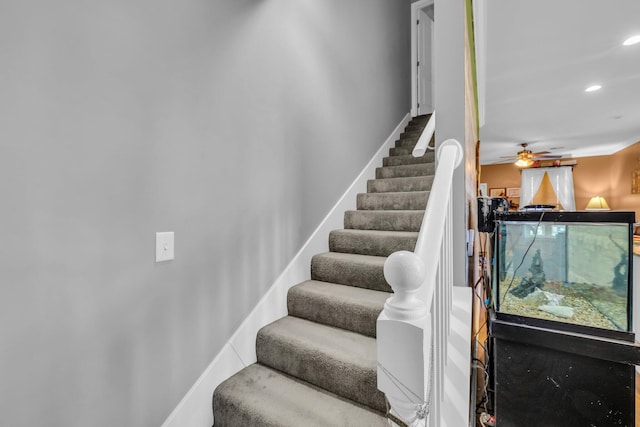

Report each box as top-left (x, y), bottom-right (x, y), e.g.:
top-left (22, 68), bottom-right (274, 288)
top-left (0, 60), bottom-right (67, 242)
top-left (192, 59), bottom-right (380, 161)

top-left (0, 1), bottom-right (411, 425)
top-left (434, 0), bottom-right (467, 286)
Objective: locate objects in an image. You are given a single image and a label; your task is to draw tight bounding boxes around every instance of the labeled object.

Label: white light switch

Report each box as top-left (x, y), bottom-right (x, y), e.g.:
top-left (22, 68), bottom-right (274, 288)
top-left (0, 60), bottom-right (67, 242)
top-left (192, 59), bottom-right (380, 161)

top-left (156, 232), bottom-right (174, 262)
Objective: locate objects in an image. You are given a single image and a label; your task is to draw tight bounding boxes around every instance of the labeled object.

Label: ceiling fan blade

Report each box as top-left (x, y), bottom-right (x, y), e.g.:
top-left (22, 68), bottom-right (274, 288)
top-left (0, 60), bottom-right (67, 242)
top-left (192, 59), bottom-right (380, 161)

top-left (530, 151), bottom-right (551, 156)
top-left (494, 159), bottom-right (519, 164)
top-left (532, 154), bottom-right (562, 159)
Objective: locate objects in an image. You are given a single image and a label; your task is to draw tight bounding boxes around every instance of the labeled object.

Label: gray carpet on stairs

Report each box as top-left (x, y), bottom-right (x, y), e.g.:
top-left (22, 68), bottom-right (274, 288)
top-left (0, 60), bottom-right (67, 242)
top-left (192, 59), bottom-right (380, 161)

top-left (213, 364), bottom-right (389, 427)
top-left (311, 252), bottom-right (390, 292)
top-left (212, 114), bottom-right (434, 426)
top-left (357, 190), bottom-right (429, 210)
top-left (344, 210), bottom-right (425, 232)
top-left (375, 162), bottom-right (435, 179)
top-left (287, 280), bottom-right (388, 337)
top-left (329, 229), bottom-right (418, 257)
top-left (256, 316), bottom-right (387, 413)
top-left (367, 175), bottom-right (434, 193)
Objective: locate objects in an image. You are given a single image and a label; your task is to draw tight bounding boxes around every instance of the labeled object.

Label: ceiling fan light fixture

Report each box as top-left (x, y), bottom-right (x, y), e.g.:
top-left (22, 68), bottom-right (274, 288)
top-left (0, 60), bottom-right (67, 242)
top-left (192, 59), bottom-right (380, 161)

top-left (515, 158), bottom-right (533, 167)
top-left (585, 84), bottom-right (602, 93)
top-left (623, 35), bottom-right (640, 46)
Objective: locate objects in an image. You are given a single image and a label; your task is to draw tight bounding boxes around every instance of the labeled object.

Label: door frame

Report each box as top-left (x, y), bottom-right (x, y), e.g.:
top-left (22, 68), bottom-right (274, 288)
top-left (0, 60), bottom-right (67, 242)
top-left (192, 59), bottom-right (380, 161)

top-left (473, 0), bottom-right (487, 127)
top-left (411, 0), bottom-right (435, 117)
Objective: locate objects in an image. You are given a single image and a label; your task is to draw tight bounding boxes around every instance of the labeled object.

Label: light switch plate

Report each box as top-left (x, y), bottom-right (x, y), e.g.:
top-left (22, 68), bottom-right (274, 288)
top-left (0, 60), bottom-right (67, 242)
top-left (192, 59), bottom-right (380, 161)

top-left (156, 232), bottom-right (174, 262)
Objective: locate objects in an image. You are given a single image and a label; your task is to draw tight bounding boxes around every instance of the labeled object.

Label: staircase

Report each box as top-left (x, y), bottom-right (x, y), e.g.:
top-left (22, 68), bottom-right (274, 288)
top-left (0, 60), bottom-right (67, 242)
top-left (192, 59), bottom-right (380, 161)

top-left (212, 115), bottom-right (434, 427)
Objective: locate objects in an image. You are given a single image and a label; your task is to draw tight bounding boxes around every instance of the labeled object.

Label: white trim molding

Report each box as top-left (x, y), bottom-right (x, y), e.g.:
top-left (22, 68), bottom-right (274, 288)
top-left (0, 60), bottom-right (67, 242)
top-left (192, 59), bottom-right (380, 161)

top-left (473, 0), bottom-right (487, 128)
top-left (161, 112), bottom-right (411, 427)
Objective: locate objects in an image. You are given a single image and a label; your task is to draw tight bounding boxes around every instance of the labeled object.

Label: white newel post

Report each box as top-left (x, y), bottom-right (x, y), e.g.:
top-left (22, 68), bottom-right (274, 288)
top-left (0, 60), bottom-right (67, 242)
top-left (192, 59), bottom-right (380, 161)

top-left (377, 251), bottom-right (431, 426)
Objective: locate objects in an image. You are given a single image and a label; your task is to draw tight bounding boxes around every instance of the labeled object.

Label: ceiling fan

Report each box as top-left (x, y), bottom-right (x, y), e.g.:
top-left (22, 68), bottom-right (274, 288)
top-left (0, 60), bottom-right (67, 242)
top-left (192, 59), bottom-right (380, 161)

top-left (500, 143), bottom-right (562, 167)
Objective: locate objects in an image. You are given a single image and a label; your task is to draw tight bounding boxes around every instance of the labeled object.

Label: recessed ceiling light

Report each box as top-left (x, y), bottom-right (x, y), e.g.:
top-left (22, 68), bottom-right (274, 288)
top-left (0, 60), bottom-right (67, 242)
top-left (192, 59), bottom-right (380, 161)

top-left (585, 85), bottom-right (602, 92)
top-left (623, 35), bottom-right (640, 46)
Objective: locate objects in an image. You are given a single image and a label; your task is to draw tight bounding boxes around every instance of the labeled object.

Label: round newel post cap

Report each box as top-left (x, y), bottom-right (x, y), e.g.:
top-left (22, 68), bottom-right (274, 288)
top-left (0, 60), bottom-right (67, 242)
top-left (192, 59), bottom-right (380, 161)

top-left (384, 251), bottom-right (425, 294)
top-left (383, 251), bottom-right (427, 321)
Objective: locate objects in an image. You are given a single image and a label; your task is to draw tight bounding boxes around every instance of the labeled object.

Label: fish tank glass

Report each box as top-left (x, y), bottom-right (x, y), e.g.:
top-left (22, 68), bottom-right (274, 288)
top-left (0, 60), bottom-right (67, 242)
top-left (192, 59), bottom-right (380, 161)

top-left (494, 211), bottom-right (634, 333)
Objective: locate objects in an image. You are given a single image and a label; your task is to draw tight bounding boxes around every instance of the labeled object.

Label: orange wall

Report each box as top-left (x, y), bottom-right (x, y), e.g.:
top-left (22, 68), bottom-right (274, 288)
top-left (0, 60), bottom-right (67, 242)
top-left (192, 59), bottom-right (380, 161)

top-left (610, 142), bottom-right (640, 219)
top-left (480, 142), bottom-right (640, 220)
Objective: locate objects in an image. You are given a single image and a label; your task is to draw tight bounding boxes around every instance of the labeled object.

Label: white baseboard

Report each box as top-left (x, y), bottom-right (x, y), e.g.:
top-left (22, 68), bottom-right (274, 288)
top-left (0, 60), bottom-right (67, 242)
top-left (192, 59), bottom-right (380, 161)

top-left (161, 112), bottom-right (411, 427)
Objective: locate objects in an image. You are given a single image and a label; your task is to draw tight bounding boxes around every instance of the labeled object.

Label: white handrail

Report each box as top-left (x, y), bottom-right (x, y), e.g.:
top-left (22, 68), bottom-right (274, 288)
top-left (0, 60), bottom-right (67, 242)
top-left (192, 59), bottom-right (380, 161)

top-left (377, 133), bottom-right (463, 426)
top-left (414, 139), bottom-right (462, 311)
top-left (412, 111), bottom-right (436, 157)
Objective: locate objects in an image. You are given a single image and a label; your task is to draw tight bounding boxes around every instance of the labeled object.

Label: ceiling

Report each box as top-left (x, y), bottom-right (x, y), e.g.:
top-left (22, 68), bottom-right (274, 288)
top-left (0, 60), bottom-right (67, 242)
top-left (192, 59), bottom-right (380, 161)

top-left (479, 0), bottom-right (640, 165)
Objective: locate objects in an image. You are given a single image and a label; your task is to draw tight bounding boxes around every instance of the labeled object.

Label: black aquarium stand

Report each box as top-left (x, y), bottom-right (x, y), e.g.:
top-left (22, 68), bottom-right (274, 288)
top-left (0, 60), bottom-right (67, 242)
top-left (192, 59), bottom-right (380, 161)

top-left (490, 311), bottom-right (640, 427)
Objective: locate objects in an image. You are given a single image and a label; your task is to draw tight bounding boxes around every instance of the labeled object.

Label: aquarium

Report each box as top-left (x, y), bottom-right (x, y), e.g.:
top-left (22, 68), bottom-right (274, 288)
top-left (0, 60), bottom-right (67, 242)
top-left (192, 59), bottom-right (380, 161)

top-left (494, 211), bottom-right (634, 332)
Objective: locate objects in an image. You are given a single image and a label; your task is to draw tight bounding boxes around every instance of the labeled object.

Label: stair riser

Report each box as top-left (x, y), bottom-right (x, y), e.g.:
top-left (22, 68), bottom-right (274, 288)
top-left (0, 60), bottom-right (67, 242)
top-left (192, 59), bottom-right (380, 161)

top-left (329, 230), bottom-right (417, 257)
top-left (344, 210), bottom-right (424, 232)
top-left (287, 285), bottom-right (384, 337)
top-left (213, 394), bottom-right (262, 427)
top-left (357, 191), bottom-right (429, 210)
top-left (376, 163), bottom-right (435, 179)
top-left (311, 254), bottom-right (390, 292)
top-left (367, 176), bottom-right (434, 193)
top-left (383, 154), bottom-right (434, 167)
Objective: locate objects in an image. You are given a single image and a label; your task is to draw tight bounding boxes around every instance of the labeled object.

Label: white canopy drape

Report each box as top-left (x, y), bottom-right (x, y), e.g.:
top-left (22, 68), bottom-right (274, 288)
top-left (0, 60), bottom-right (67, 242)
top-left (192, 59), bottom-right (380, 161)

top-left (520, 166), bottom-right (576, 210)
top-left (520, 168), bottom-right (547, 208)
top-left (546, 167), bottom-right (576, 210)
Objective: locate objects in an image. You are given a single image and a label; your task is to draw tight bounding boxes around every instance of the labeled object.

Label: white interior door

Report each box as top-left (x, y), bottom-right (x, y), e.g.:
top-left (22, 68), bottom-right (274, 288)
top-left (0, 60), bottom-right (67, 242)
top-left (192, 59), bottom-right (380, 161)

top-left (417, 7), bottom-right (434, 115)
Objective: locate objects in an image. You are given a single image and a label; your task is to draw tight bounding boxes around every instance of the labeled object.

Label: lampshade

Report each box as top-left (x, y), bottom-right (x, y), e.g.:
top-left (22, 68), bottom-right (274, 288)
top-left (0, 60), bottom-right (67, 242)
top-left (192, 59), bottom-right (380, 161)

top-left (585, 196), bottom-right (610, 210)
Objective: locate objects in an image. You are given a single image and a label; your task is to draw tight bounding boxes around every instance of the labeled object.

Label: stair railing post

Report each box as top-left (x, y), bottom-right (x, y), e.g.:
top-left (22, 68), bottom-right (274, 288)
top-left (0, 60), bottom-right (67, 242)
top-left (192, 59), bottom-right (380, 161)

top-left (377, 250), bottom-right (431, 426)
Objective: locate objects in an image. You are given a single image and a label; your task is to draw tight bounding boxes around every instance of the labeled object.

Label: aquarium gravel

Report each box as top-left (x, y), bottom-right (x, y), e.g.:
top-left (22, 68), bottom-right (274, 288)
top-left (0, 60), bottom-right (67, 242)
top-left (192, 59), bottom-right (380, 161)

top-left (499, 278), bottom-right (620, 330)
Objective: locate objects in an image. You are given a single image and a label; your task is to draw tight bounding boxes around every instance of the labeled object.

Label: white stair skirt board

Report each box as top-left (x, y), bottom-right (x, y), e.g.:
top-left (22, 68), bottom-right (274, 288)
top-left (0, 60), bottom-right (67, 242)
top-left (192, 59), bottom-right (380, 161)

top-left (161, 112), bottom-right (411, 427)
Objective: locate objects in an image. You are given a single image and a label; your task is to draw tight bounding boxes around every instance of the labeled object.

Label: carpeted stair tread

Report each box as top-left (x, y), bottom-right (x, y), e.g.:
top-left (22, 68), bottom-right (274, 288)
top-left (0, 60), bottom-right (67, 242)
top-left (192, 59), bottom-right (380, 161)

top-left (389, 144), bottom-right (435, 157)
top-left (329, 229), bottom-right (418, 257)
top-left (410, 114), bottom-right (431, 123)
top-left (383, 153), bottom-right (435, 167)
top-left (394, 137), bottom-right (419, 148)
top-left (311, 252), bottom-right (390, 291)
top-left (393, 137), bottom-right (418, 149)
top-left (404, 124), bottom-right (426, 133)
top-left (376, 163), bottom-right (435, 179)
top-left (399, 131), bottom-right (422, 139)
top-left (213, 363), bottom-right (388, 427)
top-left (287, 280), bottom-right (389, 337)
top-left (344, 210), bottom-right (424, 232)
top-left (393, 132), bottom-right (434, 148)
top-left (407, 116), bottom-right (429, 127)
top-left (367, 175), bottom-right (434, 193)
top-left (357, 191), bottom-right (429, 210)
top-left (256, 316), bottom-right (387, 413)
